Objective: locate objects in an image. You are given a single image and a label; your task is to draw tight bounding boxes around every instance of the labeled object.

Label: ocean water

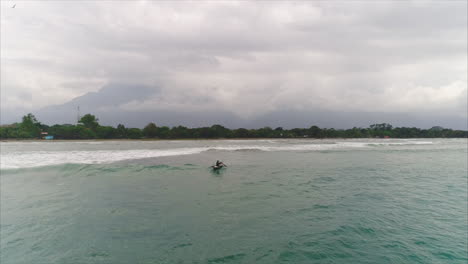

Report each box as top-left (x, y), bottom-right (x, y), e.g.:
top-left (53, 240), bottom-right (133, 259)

top-left (1, 139), bottom-right (467, 264)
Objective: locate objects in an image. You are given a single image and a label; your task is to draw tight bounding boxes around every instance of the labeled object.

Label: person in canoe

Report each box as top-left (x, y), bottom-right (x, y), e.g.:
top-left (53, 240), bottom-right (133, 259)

top-left (211, 160), bottom-right (227, 170)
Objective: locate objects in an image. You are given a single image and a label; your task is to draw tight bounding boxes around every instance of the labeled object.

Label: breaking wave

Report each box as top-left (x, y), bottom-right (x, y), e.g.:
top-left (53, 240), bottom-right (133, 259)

top-left (1, 148), bottom-right (208, 169)
top-left (1, 140), bottom-right (435, 169)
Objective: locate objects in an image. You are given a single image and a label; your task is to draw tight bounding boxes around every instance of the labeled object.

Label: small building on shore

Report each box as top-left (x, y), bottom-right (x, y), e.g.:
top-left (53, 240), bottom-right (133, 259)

top-left (41, 132), bottom-right (54, 140)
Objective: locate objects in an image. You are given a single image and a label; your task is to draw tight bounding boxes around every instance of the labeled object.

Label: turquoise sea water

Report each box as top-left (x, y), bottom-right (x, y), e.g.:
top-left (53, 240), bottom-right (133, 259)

top-left (1, 139), bottom-right (467, 264)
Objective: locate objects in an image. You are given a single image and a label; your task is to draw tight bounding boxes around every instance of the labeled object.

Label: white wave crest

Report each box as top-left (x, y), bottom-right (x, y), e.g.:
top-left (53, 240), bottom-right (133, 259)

top-left (360, 141), bottom-right (433, 146)
top-left (1, 147), bottom-right (208, 169)
top-left (0, 140), bottom-right (435, 169)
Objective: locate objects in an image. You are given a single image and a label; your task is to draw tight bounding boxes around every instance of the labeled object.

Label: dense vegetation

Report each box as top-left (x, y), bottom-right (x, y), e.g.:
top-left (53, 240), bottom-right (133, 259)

top-left (1, 113), bottom-right (467, 140)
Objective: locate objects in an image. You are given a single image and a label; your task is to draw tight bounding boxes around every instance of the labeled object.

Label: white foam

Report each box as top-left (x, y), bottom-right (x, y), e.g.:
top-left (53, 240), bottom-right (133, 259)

top-left (0, 140), bottom-right (435, 169)
top-left (360, 141), bottom-right (433, 146)
top-left (0, 147), bottom-right (208, 169)
top-left (205, 144), bottom-right (324, 152)
top-left (0, 144), bottom-right (347, 169)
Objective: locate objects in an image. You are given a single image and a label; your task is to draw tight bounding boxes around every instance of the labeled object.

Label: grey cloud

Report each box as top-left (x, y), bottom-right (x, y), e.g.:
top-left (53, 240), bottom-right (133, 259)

top-left (43, 83), bottom-right (157, 111)
top-left (35, 83), bottom-right (157, 124)
top-left (33, 87), bottom-right (468, 130)
top-left (1, 1), bottom-right (466, 128)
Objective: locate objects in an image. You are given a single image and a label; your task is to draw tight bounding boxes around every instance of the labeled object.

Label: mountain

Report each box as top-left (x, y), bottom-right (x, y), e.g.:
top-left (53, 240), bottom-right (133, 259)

top-left (34, 83), bottom-right (245, 128)
top-left (22, 83), bottom-right (467, 130)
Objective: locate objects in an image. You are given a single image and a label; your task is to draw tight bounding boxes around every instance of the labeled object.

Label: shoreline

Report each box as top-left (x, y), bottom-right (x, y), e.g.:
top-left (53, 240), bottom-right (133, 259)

top-left (0, 138), bottom-right (323, 142)
top-left (1, 137), bottom-right (462, 143)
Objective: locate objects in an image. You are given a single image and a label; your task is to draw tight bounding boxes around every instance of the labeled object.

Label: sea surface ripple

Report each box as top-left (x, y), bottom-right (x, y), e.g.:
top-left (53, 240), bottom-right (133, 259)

top-left (1, 139), bottom-right (467, 264)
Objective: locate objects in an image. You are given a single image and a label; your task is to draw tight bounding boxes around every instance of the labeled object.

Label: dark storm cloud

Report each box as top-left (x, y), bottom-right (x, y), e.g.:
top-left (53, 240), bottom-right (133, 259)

top-left (1, 1), bottom-right (466, 128)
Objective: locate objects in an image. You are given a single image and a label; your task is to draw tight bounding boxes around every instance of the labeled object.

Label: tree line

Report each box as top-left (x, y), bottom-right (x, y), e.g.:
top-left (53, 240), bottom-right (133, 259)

top-left (0, 113), bottom-right (466, 140)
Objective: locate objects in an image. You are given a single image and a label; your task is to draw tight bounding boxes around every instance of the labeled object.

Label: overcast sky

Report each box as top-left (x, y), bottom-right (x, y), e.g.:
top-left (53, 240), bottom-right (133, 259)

top-left (1, 1), bottom-right (467, 128)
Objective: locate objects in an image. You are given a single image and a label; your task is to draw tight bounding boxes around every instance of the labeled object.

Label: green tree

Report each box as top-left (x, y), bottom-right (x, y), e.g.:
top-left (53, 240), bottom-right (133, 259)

top-left (369, 123), bottom-right (393, 137)
top-left (96, 126), bottom-right (117, 139)
top-left (170, 126), bottom-right (190, 138)
top-left (116, 124), bottom-right (127, 138)
top-left (143, 123), bottom-right (158, 138)
top-left (256, 127), bottom-right (273, 138)
top-left (79, 114), bottom-right (99, 131)
top-left (0, 125), bottom-right (20, 139)
top-left (49, 124), bottom-right (96, 139)
top-left (211, 124), bottom-right (230, 138)
top-left (233, 128), bottom-right (250, 138)
top-left (19, 113), bottom-right (41, 138)
top-left (345, 127), bottom-right (364, 138)
top-left (308, 126), bottom-right (321, 138)
top-left (157, 126), bottom-right (170, 138)
top-left (290, 128), bottom-right (307, 137)
top-left (198, 127), bottom-right (214, 138)
top-left (76, 126), bottom-right (97, 139)
top-left (127, 128), bottom-right (143, 139)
